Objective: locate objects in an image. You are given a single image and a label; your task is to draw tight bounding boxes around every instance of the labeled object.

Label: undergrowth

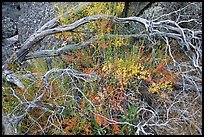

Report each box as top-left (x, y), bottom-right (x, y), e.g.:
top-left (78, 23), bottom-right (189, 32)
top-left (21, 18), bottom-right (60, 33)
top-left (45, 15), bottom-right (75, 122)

top-left (3, 2), bottom-right (200, 135)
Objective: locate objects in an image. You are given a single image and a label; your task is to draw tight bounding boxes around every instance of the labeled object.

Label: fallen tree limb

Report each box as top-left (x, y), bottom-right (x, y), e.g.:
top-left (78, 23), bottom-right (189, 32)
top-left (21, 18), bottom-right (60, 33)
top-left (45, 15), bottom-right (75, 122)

top-left (14, 14), bottom-right (200, 71)
top-left (25, 34), bottom-right (149, 60)
top-left (25, 36), bottom-right (99, 60)
top-left (24, 29), bottom-right (199, 62)
top-left (15, 14), bottom-right (155, 63)
top-left (43, 68), bottom-right (97, 87)
top-left (2, 70), bottom-right (25, 90)
top-left (2, 2), bottom-right (91, 70)
top-left (2, 10), bottom-right (201, 74)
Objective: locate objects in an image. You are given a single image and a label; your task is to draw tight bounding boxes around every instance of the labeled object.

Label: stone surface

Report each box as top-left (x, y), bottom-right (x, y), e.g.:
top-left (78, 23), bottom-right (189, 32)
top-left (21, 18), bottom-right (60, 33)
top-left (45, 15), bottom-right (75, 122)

top-left (2, 2), bottom-right (21, 39)
top-left (2, 2), bottom-right (64, 64)
top-left (125, 2), bottom-right (202, 35)
top-left (1, 2), bottom-right (81, 64)
top-left (17, 2), bottom-right (81, 52)
top-left (18, 2), bottom-right (58, 44)
top-left (2, 2), bottom-right (21, 64)
top-left (127, 2), bottom-right (152, 17)
top-left (140, 2), bottom-right (202, 24)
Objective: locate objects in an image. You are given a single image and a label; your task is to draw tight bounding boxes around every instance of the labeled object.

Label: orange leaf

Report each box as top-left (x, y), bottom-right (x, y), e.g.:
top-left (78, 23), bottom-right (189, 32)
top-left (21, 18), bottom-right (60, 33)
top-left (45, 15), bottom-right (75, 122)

top-left (154, 63), bottom-right (165, 73)
top-left (96, 114), bottom-right (108, 126)
top-left (58, 116), bottom-right (78, 131)
top-left (106, 85), bottom-right (113, 94)
top-left (31, 68), bottom-right (38, 73)
top-left (102, 44), bottom-right (108, 49)
top-left (82, 68), bottom-right (92, 74)
top-left (93, 96), bottom-right (101, 105)
top-left (15, 87), bottom-right (23, 94)
top-left (67, 55), bottom-right (75, 62)
top-left (87, 90), bottom-right (95, 96)
top-left (75, 51), bottom-right (84, 59)
top-left (113, 124), bottom-right (120, 134)
top-left (144, 77), bottom-right (152, 83)
top-left (83, 123), bottom-right (92, 135)
top-left (36, 73), bottom-right (42, 79)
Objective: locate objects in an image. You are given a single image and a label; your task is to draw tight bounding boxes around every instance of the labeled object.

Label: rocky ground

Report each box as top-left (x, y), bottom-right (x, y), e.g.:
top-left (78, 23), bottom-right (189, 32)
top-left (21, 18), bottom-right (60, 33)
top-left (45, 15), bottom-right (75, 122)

top-left (2, 2), bottom-right (21, 39)
top-left (2, 2), bottom-right (20, 63)
top-left (2, 2), bottom-right (67, 64)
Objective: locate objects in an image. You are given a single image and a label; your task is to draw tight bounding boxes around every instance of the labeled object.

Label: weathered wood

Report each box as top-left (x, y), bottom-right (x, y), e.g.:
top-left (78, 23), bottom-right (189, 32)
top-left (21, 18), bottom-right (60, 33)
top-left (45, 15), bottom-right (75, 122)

top-left (25, 34), bottom-right (149, 60)
top-left (16, 15), bottom-right (151, 62)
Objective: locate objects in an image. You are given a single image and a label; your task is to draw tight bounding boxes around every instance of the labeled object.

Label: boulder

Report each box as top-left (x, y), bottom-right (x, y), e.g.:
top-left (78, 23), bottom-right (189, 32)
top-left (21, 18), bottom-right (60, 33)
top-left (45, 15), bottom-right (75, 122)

top-left (2, 2), bottom-right (21, 39)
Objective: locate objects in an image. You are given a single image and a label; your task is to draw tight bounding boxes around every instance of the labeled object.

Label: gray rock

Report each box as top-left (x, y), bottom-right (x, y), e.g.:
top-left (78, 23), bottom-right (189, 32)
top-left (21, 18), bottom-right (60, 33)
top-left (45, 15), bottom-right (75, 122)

top-left (2, 2), bottom-right (21, 64)
top-left (125, 2), bottom-right (202, 35)
top-left (18, 2), bottom-right (55, 43)
top-left (141, 2), bottom-right (202, 25)
top-left (18, 2), bottom-right (66, 50)
top-left (2, 2), bottom-right (21, 39)
top-left (2, 2), bottom-right (80, 64)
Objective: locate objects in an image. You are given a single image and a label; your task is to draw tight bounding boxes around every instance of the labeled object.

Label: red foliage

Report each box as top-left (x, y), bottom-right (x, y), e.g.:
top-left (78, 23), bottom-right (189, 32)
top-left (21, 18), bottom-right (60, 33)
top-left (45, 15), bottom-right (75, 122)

top-left (144, 77), bottom-right (153, 83)
top-left (110, 118), bottom-right (120, 134)
top-left (95, 114), bottom-right (108, 126)
top-left (113, 124), bottom-right (120, 134)
top-left (82, 68), bottom-right (92, 74)
top-left (102, 43), bottom-right (109, 49)
top-left (153, 63), bottom-right (165, 73)
top-left (92, 95), bottom-right (101, 105)
top-left (67, 55), bottom-right (75, 62)
top-left (74, 51), bottom-right (84, 60)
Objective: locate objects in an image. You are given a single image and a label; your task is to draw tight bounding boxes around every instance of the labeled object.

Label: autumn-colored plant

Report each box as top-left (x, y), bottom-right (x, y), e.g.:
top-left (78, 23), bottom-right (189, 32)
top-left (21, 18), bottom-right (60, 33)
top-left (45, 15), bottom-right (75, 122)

top-left (113, 123), bottom-right (120, 134)
top-left (95, 114), bottom-right (108, 126)
top-left (3, 2), bottom-right (193, 135)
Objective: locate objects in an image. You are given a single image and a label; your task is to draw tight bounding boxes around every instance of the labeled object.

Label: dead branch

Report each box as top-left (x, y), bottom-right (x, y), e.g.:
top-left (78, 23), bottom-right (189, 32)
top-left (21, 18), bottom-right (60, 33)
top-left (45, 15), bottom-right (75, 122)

top-left (12, 14), bottom-right (200, 72)
top-left (2, 2), bottom-right (202, 135)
